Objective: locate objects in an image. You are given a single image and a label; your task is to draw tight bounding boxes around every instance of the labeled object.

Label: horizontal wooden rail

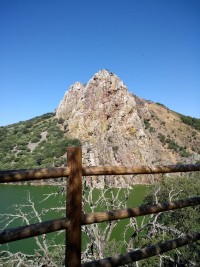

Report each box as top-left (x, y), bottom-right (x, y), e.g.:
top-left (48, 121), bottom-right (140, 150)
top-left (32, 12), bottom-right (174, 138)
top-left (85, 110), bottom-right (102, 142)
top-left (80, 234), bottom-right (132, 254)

top-left (82, 232), bottom-right (200, 267)
top-left (1, 164), bottom-right (200, 183)
top-left (0, 218), bottom-right (70, 244)
top-left (82, 196), bottom-right (200, 225)
top-left (82, 164), bottom-right (200, 176)
top-left (0, 167), bottom-right (70, 183)
top-left (1, 196), bottom-right (200, 244)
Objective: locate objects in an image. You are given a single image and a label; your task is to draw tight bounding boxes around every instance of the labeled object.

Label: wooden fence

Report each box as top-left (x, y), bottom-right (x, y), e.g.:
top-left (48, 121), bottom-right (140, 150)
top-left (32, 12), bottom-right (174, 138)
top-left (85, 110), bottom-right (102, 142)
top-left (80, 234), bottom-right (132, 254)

top-left (0, 146), bottom-right (200, 267)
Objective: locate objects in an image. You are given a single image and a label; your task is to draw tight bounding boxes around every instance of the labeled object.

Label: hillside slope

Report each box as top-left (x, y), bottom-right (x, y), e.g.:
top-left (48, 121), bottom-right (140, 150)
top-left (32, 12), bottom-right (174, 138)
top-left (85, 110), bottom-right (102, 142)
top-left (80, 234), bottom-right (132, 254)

top-left (0, 113), bottom-right (80, 172)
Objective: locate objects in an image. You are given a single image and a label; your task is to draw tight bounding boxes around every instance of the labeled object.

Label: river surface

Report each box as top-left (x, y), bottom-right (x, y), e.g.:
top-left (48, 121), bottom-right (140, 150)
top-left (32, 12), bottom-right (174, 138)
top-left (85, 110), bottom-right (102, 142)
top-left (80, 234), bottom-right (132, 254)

top-left (0, 184), bottom-right (148, 254)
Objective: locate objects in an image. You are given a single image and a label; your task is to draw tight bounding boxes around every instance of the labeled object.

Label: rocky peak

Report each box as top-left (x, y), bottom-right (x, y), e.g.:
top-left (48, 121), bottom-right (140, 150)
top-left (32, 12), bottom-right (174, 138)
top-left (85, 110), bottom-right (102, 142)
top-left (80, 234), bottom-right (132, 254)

top-left (69, 81), bottom-right (84, 91)
top-left (56, 70), bottom-right (200, 186)
top-left (56, 70), bottom-right (149, 168)
top-left (86, 69), bottom-right (127, 92)
top-left (56, 69), bottom-right (130, 122)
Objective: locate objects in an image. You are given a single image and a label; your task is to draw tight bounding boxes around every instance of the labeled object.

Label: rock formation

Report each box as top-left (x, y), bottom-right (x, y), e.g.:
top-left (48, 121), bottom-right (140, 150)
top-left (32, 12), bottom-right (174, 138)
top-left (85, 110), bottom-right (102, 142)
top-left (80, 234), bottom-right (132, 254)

top-left (56, 69), bottom-right (200, 186)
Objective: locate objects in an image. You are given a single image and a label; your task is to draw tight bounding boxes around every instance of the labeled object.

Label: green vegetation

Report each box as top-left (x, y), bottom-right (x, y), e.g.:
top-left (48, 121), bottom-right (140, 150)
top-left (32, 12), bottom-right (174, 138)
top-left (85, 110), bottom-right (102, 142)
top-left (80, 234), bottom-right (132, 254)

top-left (138, 173), bottom-right (200, 266)
top-left (158, 133), bottom-right (190, 157)
top-left (180, 114), bottom-right (200, 131)
top-left (156, 102), bottom-right (166, 108)
top-left (0, 113), bottom-right (81, 170)
top-left (143, 119), bottom-right (155, 132)
top-left (143, 118), bottom-right (151, 129)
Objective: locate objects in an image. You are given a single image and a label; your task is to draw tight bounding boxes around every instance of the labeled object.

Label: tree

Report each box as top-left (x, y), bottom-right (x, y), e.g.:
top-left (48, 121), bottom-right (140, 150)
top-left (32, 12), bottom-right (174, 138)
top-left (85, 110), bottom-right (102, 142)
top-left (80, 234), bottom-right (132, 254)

top-left (136, 173), bottom-right (200, 266)
top-left (81, 184), bottom-right (131, 262)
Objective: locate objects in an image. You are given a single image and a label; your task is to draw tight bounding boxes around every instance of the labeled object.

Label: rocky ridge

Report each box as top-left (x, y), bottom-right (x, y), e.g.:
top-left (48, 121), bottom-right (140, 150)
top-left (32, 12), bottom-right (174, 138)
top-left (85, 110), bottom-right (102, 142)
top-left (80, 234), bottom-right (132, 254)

top-left (56, 70), bottom-right (200, 186)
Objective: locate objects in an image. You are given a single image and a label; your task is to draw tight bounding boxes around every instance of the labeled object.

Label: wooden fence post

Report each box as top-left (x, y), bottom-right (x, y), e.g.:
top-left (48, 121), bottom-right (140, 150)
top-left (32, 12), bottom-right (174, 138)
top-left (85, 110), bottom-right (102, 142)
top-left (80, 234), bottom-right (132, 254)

top-left (66, 146), bottom-right (82, 267)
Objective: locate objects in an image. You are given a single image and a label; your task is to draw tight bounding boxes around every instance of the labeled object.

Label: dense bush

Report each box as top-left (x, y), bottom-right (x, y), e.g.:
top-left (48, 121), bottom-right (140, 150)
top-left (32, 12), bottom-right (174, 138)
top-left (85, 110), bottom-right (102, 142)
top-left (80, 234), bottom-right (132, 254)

top-left (180, 114), bottom-right (200, 131)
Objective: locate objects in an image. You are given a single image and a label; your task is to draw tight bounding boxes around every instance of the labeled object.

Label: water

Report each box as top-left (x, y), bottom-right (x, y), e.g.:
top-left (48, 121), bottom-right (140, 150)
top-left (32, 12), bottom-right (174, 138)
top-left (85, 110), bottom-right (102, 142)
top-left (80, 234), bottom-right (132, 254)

top-left (0, 184), bottom-right (65, 254)
top-left (0, 184), bottom-right (148, 255)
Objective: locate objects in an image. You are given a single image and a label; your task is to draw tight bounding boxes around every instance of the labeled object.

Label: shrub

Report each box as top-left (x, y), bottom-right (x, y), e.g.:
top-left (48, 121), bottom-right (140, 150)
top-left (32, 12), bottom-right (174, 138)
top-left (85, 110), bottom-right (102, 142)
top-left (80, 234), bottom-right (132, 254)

top-left (143, 119), bottom-right (151, 129)
top-left (58, 118), bottom-right (64, 124)
top-left (158, 133), bottom-right (166, 144)
top-left (180, 115), bottom-right (200, 131)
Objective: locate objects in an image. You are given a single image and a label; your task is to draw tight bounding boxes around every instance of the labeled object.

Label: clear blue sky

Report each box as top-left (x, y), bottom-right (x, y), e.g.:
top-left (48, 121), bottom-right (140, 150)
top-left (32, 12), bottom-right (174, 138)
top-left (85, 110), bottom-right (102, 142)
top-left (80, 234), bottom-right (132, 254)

top-left (0, 0), bottom-right (199, 126)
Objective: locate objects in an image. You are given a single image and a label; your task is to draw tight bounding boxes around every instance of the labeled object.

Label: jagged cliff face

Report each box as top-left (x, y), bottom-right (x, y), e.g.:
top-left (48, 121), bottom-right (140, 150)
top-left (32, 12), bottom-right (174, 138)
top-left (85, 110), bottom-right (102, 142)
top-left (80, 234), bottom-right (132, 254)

top-left (56, 70), bottom-right (200, 185)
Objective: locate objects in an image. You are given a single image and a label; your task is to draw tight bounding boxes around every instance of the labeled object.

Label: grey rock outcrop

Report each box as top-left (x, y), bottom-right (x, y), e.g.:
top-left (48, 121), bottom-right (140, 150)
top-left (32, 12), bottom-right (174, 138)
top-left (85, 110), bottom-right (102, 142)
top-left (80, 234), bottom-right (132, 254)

top-left (56, 69), bottom-right (200, 186)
